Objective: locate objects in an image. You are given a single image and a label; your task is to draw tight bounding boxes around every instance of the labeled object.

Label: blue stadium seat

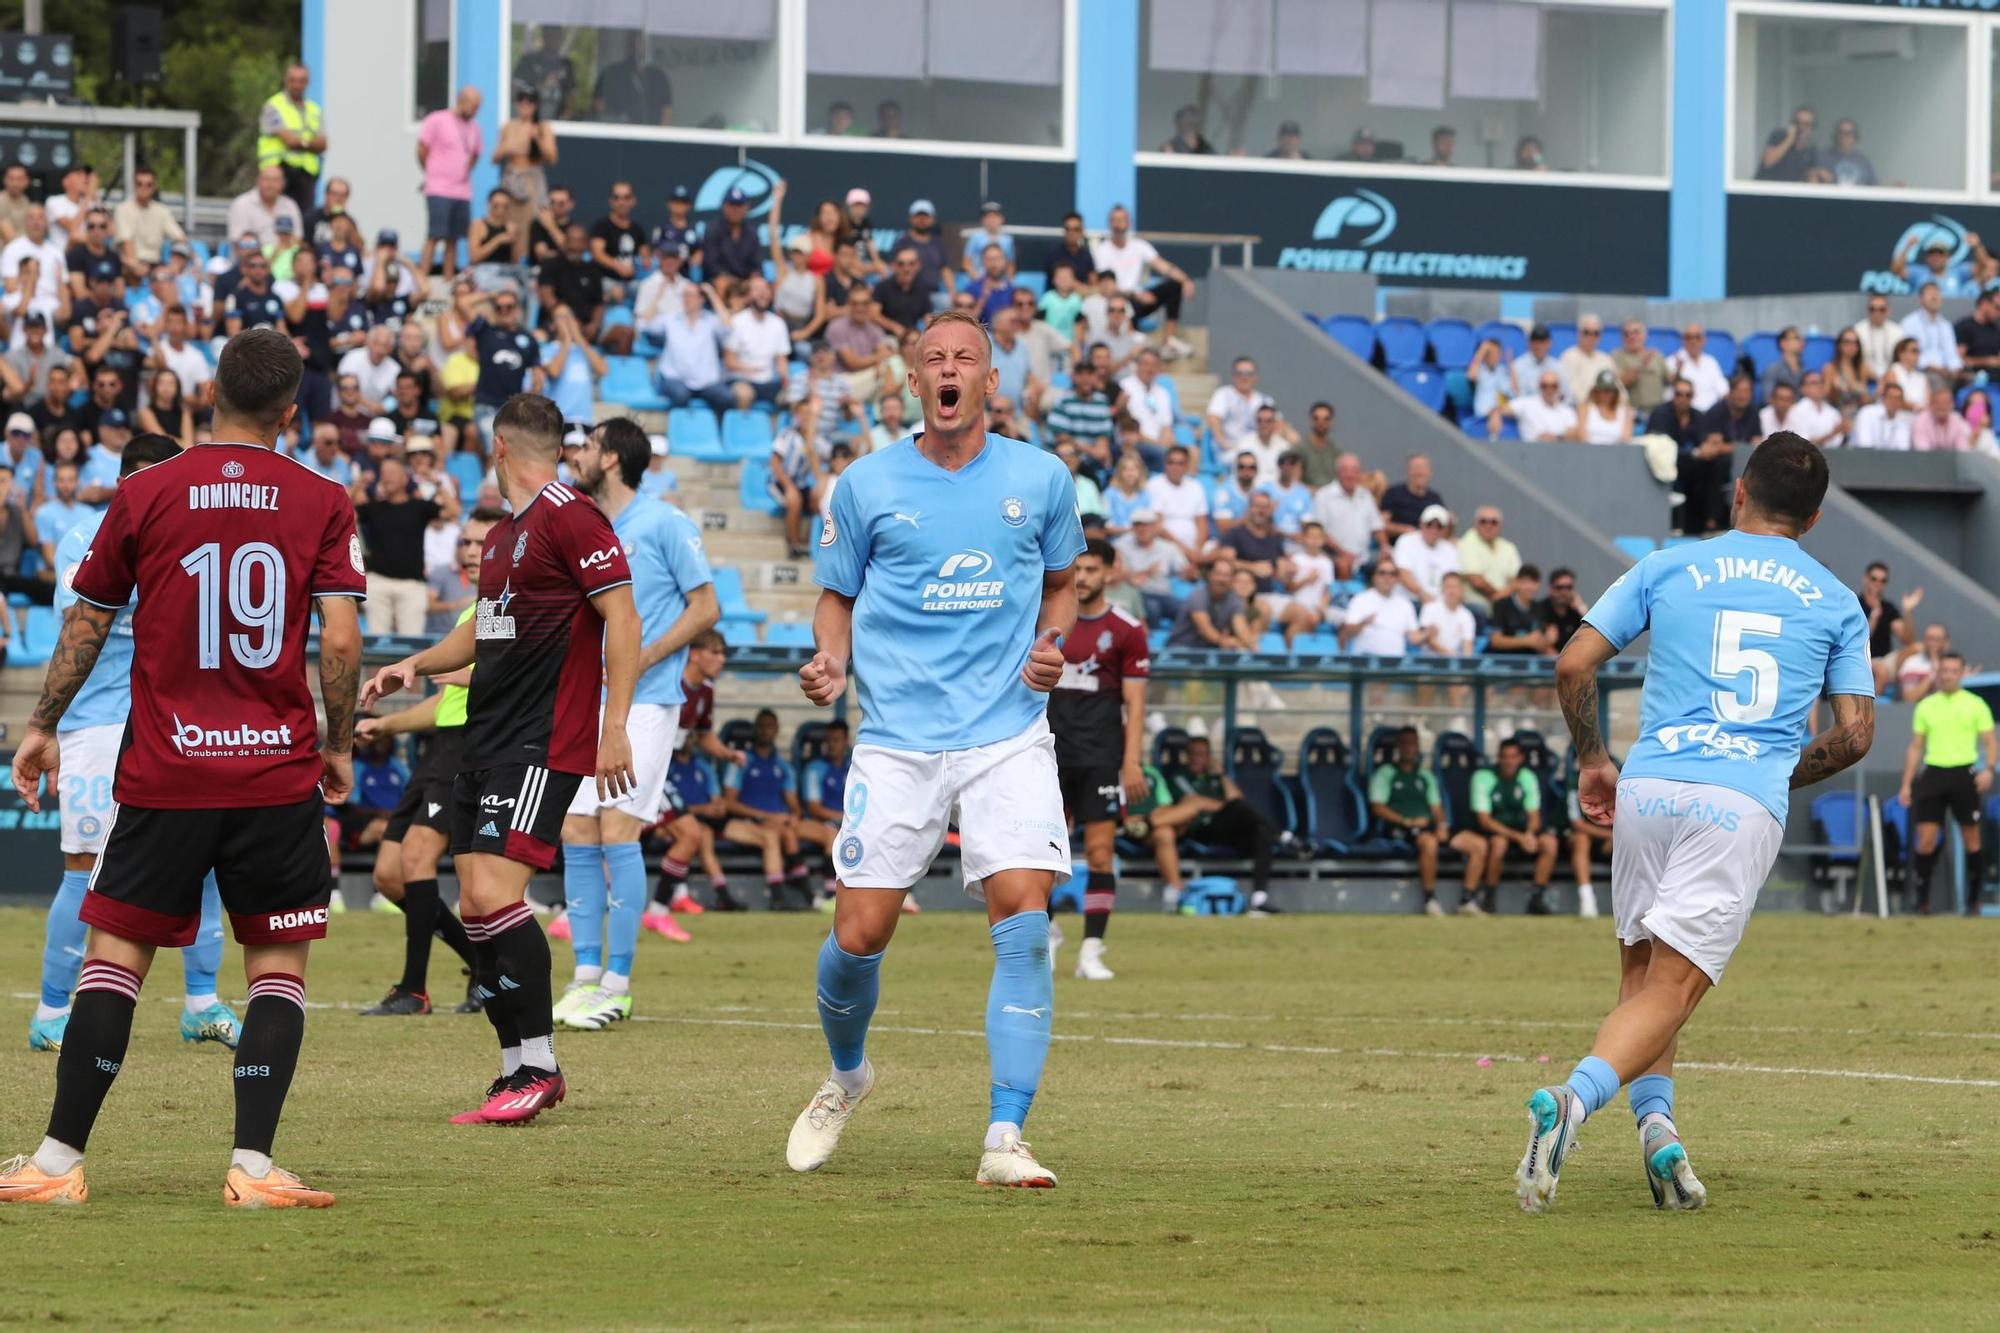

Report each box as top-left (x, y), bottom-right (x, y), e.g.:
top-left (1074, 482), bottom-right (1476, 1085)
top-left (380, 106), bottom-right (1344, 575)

top-left (1298, 728), bottom-right (1395, 856)
top-left (1706, 329), bottom-right (1738, 374)
top-left (1545, 321), bottom-right (1577, 356)
top-left (1802, 333), bottom-right (1836, 372)
top-left (1473, 320), bottom-right (1525, 361)
top-left (737, 458), bottom-right (784, 516)
top-left (1374, 316), bottom-right (1428, 370)
top-left (764, 620), bottom-right (816, 649)
top-left (1647, 326), bottom-right (1681, 356)
top-left (1442, 369), bottom-right (1473, 417)
top-left (1742, 332), bottom-right (1782, 378)
top-left (1613, 534), bottom-right (1657, 562)
top-left (1015, 271), bottom-right (1046, 297)
top-left (1256, 631), bottom-right (1289, 655)
top-left (1661, 534), bottom-right (1702, 548)
top-left (669, 407), bottom-right (726, 461)
top-left (1319, 314), bottom-right (1375, 361)
top-left (446, 451), bottom-right (485, 500)
top-left (1425, 318), bottom-right (1476, 367)
top-left (601, 355), bottom-right (668, 411)
top-left (11, 604), bottom-right (55, 667)
top-left (721, 409), bottom-right (773, 458)
top-left (1433, 732), bottom-right (1484, 833)
top-left (712, 566), bottom-right (766, 624)
top-left (1390, 365), bottom-right (1448, 414)
top-left (1227, 727), bottom-right (1293, 834)
top-left (1461, 415), bottom-right (1520, 441)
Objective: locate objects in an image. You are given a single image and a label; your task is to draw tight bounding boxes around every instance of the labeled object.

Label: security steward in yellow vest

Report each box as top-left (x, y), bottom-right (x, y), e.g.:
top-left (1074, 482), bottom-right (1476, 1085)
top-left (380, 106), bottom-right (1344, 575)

top-left (259, 63), bottom-right (326, 217)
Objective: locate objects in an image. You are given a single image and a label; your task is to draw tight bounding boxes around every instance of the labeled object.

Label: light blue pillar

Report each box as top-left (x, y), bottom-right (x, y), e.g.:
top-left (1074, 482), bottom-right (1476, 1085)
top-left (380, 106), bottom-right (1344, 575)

top-left (1075, 0), bottom-right (1139, 226)
top-left (300, 0), bottom-right (324, 102)
top-left (457, 5), bottom-right (505, 213)
top-left (1669, 0), bottom-right (1728, 299)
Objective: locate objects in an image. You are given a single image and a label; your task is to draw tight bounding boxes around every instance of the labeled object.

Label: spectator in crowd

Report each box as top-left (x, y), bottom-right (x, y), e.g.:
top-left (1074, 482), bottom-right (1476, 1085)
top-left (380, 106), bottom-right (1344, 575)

top-left (111, 167), bottom-right (183, 282)
top-left (388, 369), bottom-right (441, 447)
top-left (259, 63), bottom-right (326, 216)
top-left (891, 198), bottom-right (950, 292)
top-left (65, 207), bottom-right (122, 302)
top-left (416, 86), bottom-right (483, 280)
top-left (770, 229), bottom-right (829, 344)
top-left (1456, 506), bottom-right (1520, 616)
top-left (1645, 377), bottom-right (1703, 452)
top-left (1268, 121), bottom-right (1308, 160)
top-left (1663, 324), bottom-right (1730, 412)
top-left (1516, 136), bottom-right (1546, 170)
top-left (1204, 357), bottom-right (1272, 445)
top-left (982, 306), bottom-right (1033, 410)
top-left (1230, 566), bottom-right (1269, 643)
top-left (1392, 504), bottom-right (1459, 605)
top-left (1271, 521), bottom-right (1335, 646)
top-left (1234, 403), bottom-right (1300, 486)
top-left (1420, 571), bottom-right (1476, 656)
top-left (1468, 336), bottom-right (1516, 436)
top-left (1295, 401), bottom-right (1341, 490)
top-left (1757, 381), bottom-right (1797, 440)
top-left (1341, 557), bottom-right (1422, 656)
top-left (1822, 118), bottom-right (1876, 188)
top-left (1143, 444), bottom-right (1210, 549)
top-left (1159, 735), bottom-right (1281, 915)
top-left (1580, 371), bottom-right (1634, 444)
top-left (1903, 282), bottom-right (1964, 376)
top-left (652, 183), bottom-right (700, 268)
top-left (1044, 214), bottom-right (1096, 301)
top-left (495, 86), bottom-right (557, 220)
top-left (1117, 348), bottom-right (1176, 458)
top-left (1102, 452), bottom-right (1150, 535)
top-left (1217, 490), bottom-right (1287, 593)
top-left (592, 30), bottom-right (673, 125)
top-left (1116, 509), bottom-right (1191, 626)
top-left (1824, 329), bottom-right (1871, 418)
top-left (1055, 438), bottom-right (1104, 519)
top-left (1472, 738), bottom-right (1560, 914)
top-left (1757, 104), bottom-right (1821, 182)
top-left (541, 305), bottom-right (605, 426)
top-left (324, 372), bottom-right (373, 454)
top-left (1428, 125), bottom-right (1457, 167)
top-left (964, 244), bottom-right (1014, 325)
top-left (960, 200), bottom-right (1015, 282)
top-left (467, 188), bottom-right (524, 281)
top-left (1208, 450), bottom-right (1256, 535)
top-left (1093, 205), bottom-right (1195, 360)
top-left (339, 323), bottom-right (400, 407)
top-left (362, 229), bottom-right (419, 326)
top-left (1685, 373), bottom-right (1755, 532)
top-left (1860, 561), bottom-right (1922, 694)
top-left (1160, 105), bottom-right (1215, 155)
top-left (769, 405), bottom-right (821, 560)
top-left (1851, 295), bottom-right (1900, 380)
top-left (1559, 314), bottom-right (1615, 406)
top-left (424, 504), bottom-right (479, 634)
top-left (514, 26), bottom-right (575, 117)
top-left (459, 285), bottom-right (542, 437)
top-left (827, 285), bottom-right (897, 400)
top-left (1043, 360), bottom-right (1117, 476)
top-left (1339, 128), bottom-right (1377, 162)
top-left (1884, 335), bottom-right (1931, 405)
top-left (987, 394), bottom-right (1029, 444)
top-left (1539, 567), bottom-right (1587, 650)
top-left (1167, 555), bottom-right (1245, 649)
top-left (653, 281), bottom-right (731, 414)
top-left (872, 245), bottom-right (934, 335)
top-left (1613, 319), bottom-right (1666, 414)
top-left (588, 180), bottom-right (646, 311)
top-left (699, 186), bottom-right (761, 306)
top-left (790, 342), bottom-right (864, 446)
top-left (45, 163), bottom-right (95, 244)
top-left (360, 416), bottom-right (403, 475)
top-left (0, 163), bottom-right (30, 243)
top-left (29, 361), bottom-right (81, 439)
top-left (33, 460), bottom-right (84, 567)
top-left (226, 164), bottom-right (303, 250)
top-left (1760, 325), bottom-right (1809, 403)
top-left (1896, 622), bottom-right (1951, 702)
top-left (1380, 453), bottom-right (1444, 541)
top-left (1787, 370), bottom-right (1845, 447)
top-left (1486, 565), bottom-right (1549, 655)
top-left (1369, 727), bottom-right (1488, 916)
top-left (1511, 370), bottom-right (1578, 443)
top-left (1911, 385), bottom-right (1973, 452)
top-left (538, 222), bottom-right (608, 348)
top-left (6, 308), bottom-right (70, 406)
top-left (1310, 451), bottom-right (1382, 582)
top-left (724, 276), bottom-right (792, 408)
top-left (352, 454), bottom-right (458, 634)
top-left (134, 367), bottom-right (193, 448)
top-left (1090, 295), bottom-right (1148, 377)
top-left (1512, 323), bottom-right (1565, 402)
top-left (1955, 288), bottom-right (2000, 378)
top-left (1260, 451), bottom-right (1314, 535)
top-left (0, 412), bottom-right (41, 504)
top-left (1891, 233), bottom-right (1993, 300)
top-left (1851, 380), bottom-right (1914, 451)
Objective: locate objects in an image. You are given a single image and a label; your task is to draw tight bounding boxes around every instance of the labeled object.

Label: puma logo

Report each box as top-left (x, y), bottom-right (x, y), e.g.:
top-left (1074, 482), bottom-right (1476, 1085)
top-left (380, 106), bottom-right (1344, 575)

top-left (892, 511), bottom-right (921, 527)
top-left (1001, 1005), bottom-right (1049, 1019)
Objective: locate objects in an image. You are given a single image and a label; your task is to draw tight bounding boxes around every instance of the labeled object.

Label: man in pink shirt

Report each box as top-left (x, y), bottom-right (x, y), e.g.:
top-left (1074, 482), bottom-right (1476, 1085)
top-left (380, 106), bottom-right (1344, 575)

top-left (415, 86), bottom-right (484, 280)
top-left (1911, 385), bottom-right (1974, 452)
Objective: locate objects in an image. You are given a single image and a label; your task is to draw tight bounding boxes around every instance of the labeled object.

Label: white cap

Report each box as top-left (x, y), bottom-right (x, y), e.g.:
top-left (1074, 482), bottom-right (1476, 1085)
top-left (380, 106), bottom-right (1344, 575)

top-left (365, 416), bottom-right (402, 444)
top-left (562, 425), bottom-right (588, 447)
top-left (1419, 503), bottom-right (1451, 526)
top-left (4, 412), bottom-right (32, 435)
top-left (1131, 507), bottom-right (1160, 523)
top-left (649, 433), bottom-right (669, 457)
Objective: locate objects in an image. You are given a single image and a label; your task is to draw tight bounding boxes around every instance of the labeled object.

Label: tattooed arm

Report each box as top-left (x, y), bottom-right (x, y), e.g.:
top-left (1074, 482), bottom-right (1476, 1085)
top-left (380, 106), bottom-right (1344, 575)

top-left (1790, 694), bottom-right (1875, 789)
top-left (315, 595), bottom-right (364, 804)
top-left (27, 601), bottom-right (117, 733)
top-left (1556, 625), bottom-right (1622, 825)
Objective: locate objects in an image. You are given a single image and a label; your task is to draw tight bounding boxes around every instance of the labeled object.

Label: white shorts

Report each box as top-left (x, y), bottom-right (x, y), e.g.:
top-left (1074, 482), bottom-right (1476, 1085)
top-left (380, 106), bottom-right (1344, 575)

top-left (564, 703), bottom-right (681, 825)
top-left (58, 723), bottom-right (122, 855)
top-left (835, 717), bottom-right (1073, 896)
top-left (1610, 777), bottom-right (1784, 985)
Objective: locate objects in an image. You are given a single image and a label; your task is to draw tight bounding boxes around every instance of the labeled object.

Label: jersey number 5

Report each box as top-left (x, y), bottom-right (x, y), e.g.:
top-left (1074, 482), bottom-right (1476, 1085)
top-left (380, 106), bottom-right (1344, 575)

top-left (1710, 609), bottom-right (1781, 724)
top-left (181, 542), bottom-right (286, 670)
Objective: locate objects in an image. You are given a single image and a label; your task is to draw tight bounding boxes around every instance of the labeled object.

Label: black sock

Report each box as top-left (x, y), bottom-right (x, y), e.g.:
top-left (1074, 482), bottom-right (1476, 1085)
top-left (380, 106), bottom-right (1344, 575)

top-left (1083, 870), bottom-right (1115, 941)
top-left (655, 855), bottom-right (690, 907)
top-left (486, 902), bottom-right (554, 1042)
top-left (433, 899), bottom-right (476, 969)
top-left (47, 961), bottom-right (141, 1153)
top-left (469, 926), bottom-right (520, 1052)
top-left (1914, 848), bottom-right (1940, 906)
top-left (398, 878), bottom-right (440, 994)
top-left (232, 975), bottom-right (307, 1156)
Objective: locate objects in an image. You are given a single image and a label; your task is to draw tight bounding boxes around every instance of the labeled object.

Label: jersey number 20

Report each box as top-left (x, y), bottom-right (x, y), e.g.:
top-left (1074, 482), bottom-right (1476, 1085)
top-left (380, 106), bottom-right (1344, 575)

top-left (1710, 609), bottom-right (1781, 723)
top-left (181, 542), bottom-right (285, 670)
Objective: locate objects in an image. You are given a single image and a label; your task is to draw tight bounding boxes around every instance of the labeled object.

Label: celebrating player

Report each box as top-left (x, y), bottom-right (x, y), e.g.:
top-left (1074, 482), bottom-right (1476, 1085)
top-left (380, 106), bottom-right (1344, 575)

top-left (28, 434), bottom-right (244, 1055)
top-left (2, 329), bottom-right (366, 1208)
top-left (787, 309), bottom-right (1086, 1187)
top-left (362, 394), bottom-right (639, 1126)
top-left (1047, 537), bottom-right (1149, 981)
top-left (353, 508), bottom-right (506, 1016)
top-left (1516, 434), bottom-right (1874, 1213)
top-left (554, 417), bottom-right (717, 1031)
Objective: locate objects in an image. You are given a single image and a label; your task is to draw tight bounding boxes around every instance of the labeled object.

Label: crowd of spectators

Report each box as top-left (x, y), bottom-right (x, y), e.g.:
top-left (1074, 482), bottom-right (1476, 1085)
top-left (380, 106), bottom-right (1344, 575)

top-left (1157, 108), bottom-right (1558, 175)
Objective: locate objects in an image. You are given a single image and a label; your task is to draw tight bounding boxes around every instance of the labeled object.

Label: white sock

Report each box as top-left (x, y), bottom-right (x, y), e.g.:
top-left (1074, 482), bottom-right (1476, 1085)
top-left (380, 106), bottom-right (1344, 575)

top-left (500, 1045), bottom-right (523, 1077)
top-left (33, 1003), bottom-right (69, 1023)
top-left (230, 1148), bottom-right (273, 1179)
top-left (1250, 889), bottom-right (1270, 907)
top-left (1577, 882), bottom-right (1594, 894)
top-left (669, 885), bottom-right (693, 902)
top-left (830, 1061), bottom-right (870, 1097)
top-left (600, 972), bottom-right (630, 996)
top-left (33, 1136), bottom-right (82, 1175)
top-left (184, 993), bottom-right (218, 1014)
top-left (572, 965), bottom-right (603, 985)
top-left (983, 1120), bottom-right (1021, 1151)
top-left (519, 1034), bottom-right (557, 1072)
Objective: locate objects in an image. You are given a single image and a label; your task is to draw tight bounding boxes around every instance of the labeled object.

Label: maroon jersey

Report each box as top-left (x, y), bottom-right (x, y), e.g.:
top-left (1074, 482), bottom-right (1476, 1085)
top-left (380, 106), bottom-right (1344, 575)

top-left (70, 442), bottom-right (367, 808)
top-left (467, 479), bottom-right (631, 774)
top-left (1046, 605), bottom-right (1151, 768)
top-left (678, 679), bottom-right (714, 736)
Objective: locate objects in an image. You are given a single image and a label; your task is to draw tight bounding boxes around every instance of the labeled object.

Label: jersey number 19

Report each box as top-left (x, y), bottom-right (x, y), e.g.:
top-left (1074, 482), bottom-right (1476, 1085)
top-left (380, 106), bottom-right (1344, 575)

top-left (181, 541), bottom-right (286, 671)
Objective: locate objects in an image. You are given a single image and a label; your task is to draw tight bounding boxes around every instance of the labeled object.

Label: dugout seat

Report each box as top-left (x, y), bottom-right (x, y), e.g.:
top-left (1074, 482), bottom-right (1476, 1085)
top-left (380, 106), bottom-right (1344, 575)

top-left (1809, 790), bottom-right (1865, 912)
top-left (1152, 726), bottom-right (1194, 773)
top-left (1364, 724), bottom-right (1403, 780)
top-left (1227, 727), bottom-right (1294, 834)
top-left (1299, 727), bottom-right (1395, 856)
top-left (1510, 729), bottom-right (1565, 816)
top-left (1433, 732), bottom-right (1484, 833)
top-left (718, 718), bottom-right (755, 758)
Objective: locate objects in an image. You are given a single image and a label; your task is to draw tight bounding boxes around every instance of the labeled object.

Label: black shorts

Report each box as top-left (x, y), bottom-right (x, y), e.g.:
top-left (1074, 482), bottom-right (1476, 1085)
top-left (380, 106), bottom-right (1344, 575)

top-left (384, 729), bottom-right (465, 843)
top-left (450, 763), bottom-right (584, 870)
top-left (1059, 764), bottom-right (1124, 826)
top-left (1912, 765), bottom-right (1981, 827)
top-left (82, 795), bottom-right (333, 947)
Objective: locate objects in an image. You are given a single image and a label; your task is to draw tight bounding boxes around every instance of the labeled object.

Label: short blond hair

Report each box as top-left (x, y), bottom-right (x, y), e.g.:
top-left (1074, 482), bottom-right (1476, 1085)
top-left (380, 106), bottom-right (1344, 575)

top-left (918, 308), bottom-right (992, 366)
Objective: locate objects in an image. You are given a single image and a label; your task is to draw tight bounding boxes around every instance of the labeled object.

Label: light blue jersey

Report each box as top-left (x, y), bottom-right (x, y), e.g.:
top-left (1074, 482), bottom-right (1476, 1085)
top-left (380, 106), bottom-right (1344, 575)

top-left (816, 433), bottom-right (1086, 753)
top-left (1586, 531), bottom-right (1872, 824)
top-left (54, 511), bottom-right (135, 734)
top-left (617, 495), bottom-right (713, 709)
top-left (80, 445), bottom-right (122, 499)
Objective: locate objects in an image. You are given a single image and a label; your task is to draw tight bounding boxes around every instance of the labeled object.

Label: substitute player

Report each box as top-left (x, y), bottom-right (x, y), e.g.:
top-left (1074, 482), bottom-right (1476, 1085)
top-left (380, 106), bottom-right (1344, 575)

top-left (1047, 537), bottom-right (1149, 981)
top-left (353, 508), bottom-right (506, 1015)
top-left (1516, 433), bottom-right (1874, 1214)
top-left (786, 308), bottom-right (1085, 1187)
top-left (555, 416), bottom-right (716, 1032)
top-left (1897, 651), bottom-right (1996, 916)
top-left (2, 329), bottom-right (366, 1208)
top-left (363, 393), bottom-right (638, 1126)
top-left (29, 434), bottom-right (243, 1054)
top-left (647, 628), bottom-right (743, 917)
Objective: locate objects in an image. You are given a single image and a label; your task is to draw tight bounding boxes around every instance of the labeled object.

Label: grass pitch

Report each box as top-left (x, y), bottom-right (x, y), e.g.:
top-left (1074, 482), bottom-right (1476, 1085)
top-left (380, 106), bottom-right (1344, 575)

top-left (1, 905), bottom-right (1996, 1329)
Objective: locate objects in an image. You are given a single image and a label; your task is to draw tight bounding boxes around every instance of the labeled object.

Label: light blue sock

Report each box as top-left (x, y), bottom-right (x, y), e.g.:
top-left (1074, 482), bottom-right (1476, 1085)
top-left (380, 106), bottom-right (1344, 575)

top-left (816, 933), bottom-right (882, 1073)
top-left (179, 872), bottom-right (224, 999)
top-left (986, 911), bottom-right (1054, 1130)
top-left (1629, 1073), bottom-right (1675, 1126)
top-left (38, 870), bottom-right (90, 1009)
top-left (602, 842), bottom-right (646, 975)
top-left (561, 843), bottom-right (607, 971)
top-left (1566, 1055), bottom-right (1621, 1118)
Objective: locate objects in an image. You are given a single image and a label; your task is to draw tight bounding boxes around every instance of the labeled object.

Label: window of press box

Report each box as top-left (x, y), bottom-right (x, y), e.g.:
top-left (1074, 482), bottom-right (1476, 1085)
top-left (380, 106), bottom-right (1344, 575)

top-left (414, 0), bottom-right (452, 122)
top-left (802, 0), bottom-right (1067, 148)
top-left (1733, 11), bottom-right (1968, 193)
top-left (1136, 0), bottom-right (1668, 179)
top-left (508, 2), bottom-right (783, 133)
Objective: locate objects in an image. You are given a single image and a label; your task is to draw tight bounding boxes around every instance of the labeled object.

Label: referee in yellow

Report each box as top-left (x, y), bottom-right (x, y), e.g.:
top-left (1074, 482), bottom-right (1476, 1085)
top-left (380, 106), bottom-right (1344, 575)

top-left (1897, 651), bottom-right (1997, 915)
top-left (258, 63), bottom-right (326, 218)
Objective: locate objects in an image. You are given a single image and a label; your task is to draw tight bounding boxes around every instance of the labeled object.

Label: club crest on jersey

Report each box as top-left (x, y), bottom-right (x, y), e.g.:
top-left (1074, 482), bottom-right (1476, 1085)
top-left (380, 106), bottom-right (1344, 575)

top-left (1097, 630), bottom-right (1113, 652)
top-left (839, 835), bottom-right (864, 869)
top-left (999, 496), bottom-right (1027, 527)
top-left (221, 461), bottom-right (245, 479)
top-left (512, 532), bottom-right (529, 564)
top-left (819, 513), bottom-right (838, 546)
top-left (348, 533), bottom-right (364, 574)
